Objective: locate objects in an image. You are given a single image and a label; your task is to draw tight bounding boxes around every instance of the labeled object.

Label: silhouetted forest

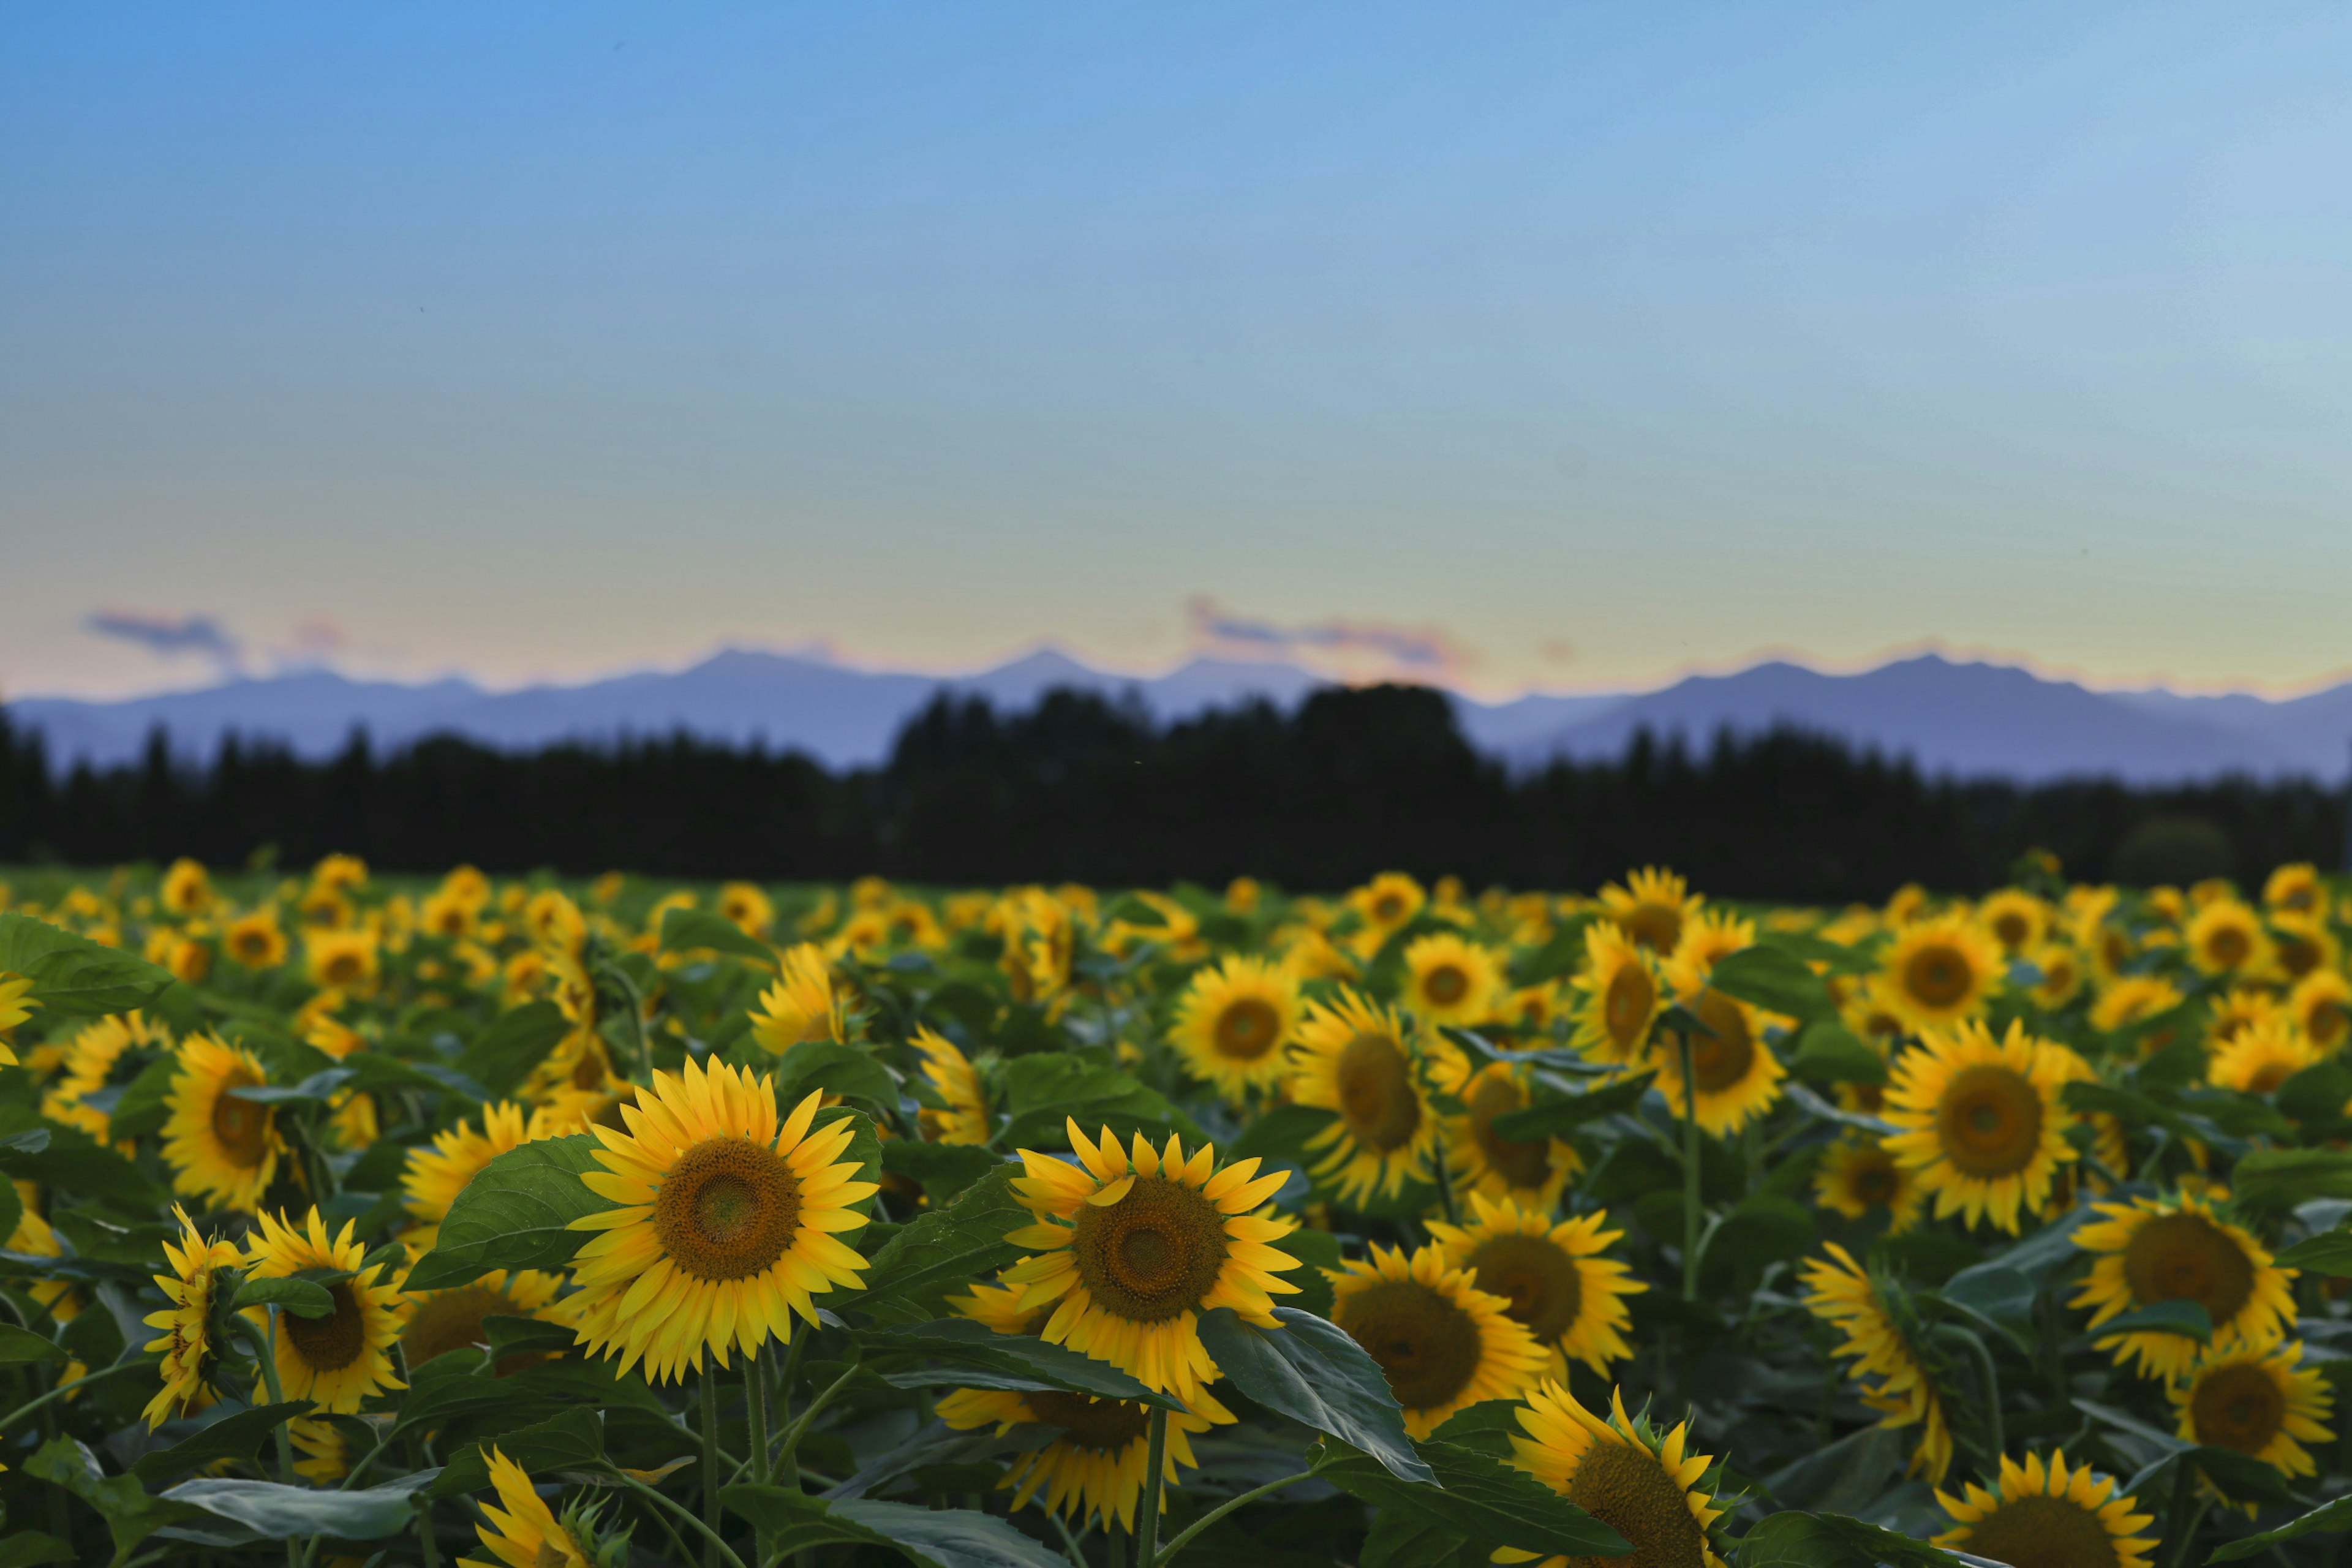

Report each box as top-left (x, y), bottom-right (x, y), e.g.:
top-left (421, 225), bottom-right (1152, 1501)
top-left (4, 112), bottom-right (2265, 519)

top-left (1, 686), bottom-right (2343, 899)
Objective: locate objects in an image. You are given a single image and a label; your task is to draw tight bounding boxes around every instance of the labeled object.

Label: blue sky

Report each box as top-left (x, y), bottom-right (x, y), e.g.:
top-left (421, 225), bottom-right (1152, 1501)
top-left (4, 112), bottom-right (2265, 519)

top-left (6, 2), bottom-right (2351, 700)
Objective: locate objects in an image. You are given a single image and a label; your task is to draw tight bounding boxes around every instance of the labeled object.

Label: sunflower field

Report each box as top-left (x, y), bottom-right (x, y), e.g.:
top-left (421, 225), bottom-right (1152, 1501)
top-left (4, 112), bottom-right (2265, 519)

top-left (2, 858), bottom-right (2352, 1568)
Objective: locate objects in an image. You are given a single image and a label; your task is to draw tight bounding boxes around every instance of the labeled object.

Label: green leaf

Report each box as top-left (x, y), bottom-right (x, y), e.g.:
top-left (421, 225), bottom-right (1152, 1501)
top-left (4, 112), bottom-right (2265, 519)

top-left (2205, 1491), bottom-right (2352, 1561)
top-left (856, 1166), bottom-right (1029, 1328)
top-left (1705, 945), bottom-right (1834, 1022)
top-left (0, 1533), bottom-right (74, 1568)
top-left (2087, 1300), bottom-right (2212, 1342)
top-left (132, 1402), bottom-right (314, 1485)
top-left (1221, 1104), bottom-right (1338, 1180)
top-left (1272, 1222), bottom-right (1342, 1319)
top-left (857, 1317), bottom-right (1183, 1410)
top-left (1787, 1021), bottom-right (1887, 1087)
top-left (1491, 1072), bottom-right (1657, 1141)
top-left (1736, 1510), bottom-right (1969, 1568)
top-left (1936, 1264), bottom-right (2035, 1322)
top-left (880, 1139), bottom-right (1005, 1204)
top-left (2274, 1227), bottom-right (2352, 1275)
top-left (720, 1486), bottom-right (1069, 1568)
top-left (1358, 1512), bottom-right (1469, 1568)
top-left (0, 1102), bottom-right (168, 1212)
top-left (405, 1133), bottom-right (606, 1290)
top-left (104, 1051), bottom-right (181, 1142)
top-left (774, 1040), bottom-right (902, 1112)
top-left (1428, 1400), bottom-right (1526, 1458)
top-left (2231, 1148), bottom-right (2352, 1213)
top-left (481, 1312), bottom-right (581, 1362)
top-left (1312, 1438), bottom-right (1630, 1556)
top-left (456, 1000), bottom-right (573, 1099)
top-left (0, 1323), bottom-right (69, 1364)
top-left (0, 913), bottom-right (176, 1016)
top-left (229, 1276), bottom-right (336, 1319)
top-left (25, 1436), bottom-right (205, 1561)
top-left (432, 1407), bottom-right (605, 1498)
top-left (162, 1471), bottom-right (442, 1540)
top-left (662, 906), bottom-right (780, 966)
top-left (1196, 1306), bottom-right (1432, 1483)
top-left (386, 1349), bottom-right (525, 1441)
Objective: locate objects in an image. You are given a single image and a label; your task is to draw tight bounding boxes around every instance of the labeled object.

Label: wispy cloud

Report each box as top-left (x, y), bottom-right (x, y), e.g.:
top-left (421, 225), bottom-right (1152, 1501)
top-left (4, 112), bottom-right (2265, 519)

top-left (1187, 596), bottom-right (1476, 684)
top-left (84, 610), bottom-right (246, 676)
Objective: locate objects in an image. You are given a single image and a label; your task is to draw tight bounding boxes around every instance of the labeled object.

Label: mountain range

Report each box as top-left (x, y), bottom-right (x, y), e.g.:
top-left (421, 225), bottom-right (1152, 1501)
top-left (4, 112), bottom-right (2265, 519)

top-left (8, 647), bottom-right (2351, 785)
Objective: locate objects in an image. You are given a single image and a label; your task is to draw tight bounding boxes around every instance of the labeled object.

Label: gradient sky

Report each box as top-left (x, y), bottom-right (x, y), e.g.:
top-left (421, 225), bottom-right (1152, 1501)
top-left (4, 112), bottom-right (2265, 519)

top-left (6, 3), bottom-right (2352, 701)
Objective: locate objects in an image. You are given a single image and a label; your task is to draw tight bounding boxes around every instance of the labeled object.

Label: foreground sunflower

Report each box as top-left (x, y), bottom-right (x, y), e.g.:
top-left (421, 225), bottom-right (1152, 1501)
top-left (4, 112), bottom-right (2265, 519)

top-left (1499, 1384), bottom-right (1728, 1568)
top-left (935, 1280), bottom-right (1232, 1531)
top-left (1005, 1123), bottom-right (1296, 1400)
top-left (1880, 913), bottom-right (2002, 1030)
top-left (161, 1034), bottom-right (285, 1213)
top-left (1329, 1243), bottom-right (1544, 1437)
top-left (567, 1059), bottom-right (877, 1382)
top-left (461, 1449), bottom-right (593, 1568)
top-left (1169, 955), bottom-right (1300, 1098)
top-left (1427, 1193), bottom-right (1643, 1379)
top-left (911, 1026), bottom-right (992, 1144)
top-left (1932, 1450), bottom-right (2155, 1568)
top-left (1569, 924), bottom-right (1662, 1067)
top-left (1401, 932), bottom-right (1505, 1027)
top-left (141, 1205), bottom-right (243, 1428)
top-left (1598, 867), bottom-right (1701, 954)
top-left (1800, 1243), bottom-right (1953, 1483)
top-left (1811, 1139), bottom-right (1925, 1233)
top-left (2071, 1189), bottom-right (2296, 1379)
top-left (244, 1207), bottom-right (408, 1412)
top-left (1882, 1019), bottom-right (2076, 1234)
top-left (1289, 989), bottom-right (1438, 1204)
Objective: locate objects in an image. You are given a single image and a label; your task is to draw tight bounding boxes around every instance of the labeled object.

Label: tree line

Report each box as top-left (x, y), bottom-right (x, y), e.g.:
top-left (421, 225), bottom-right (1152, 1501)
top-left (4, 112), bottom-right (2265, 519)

top-left (0, 685), bottom-right (2342, 900)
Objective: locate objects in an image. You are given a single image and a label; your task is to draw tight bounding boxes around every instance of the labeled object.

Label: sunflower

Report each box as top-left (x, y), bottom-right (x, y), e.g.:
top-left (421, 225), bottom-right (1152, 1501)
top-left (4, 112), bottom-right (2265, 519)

top-left (1598, 867), bottom-right (1701, 954)
top-left (566, 1060), bottom-right (876, 1382)
top-left (1289, 990), bottom-right (1438, 1205)
top-left (43, 1011), bottom-right (168, 1143)
top-left (717, 881), bottom-right (775, 938)
top-left (289, 1417), bottom-right (350, 1483)
top-left (2267, 913), bottom-right (2338, 982)
top-left (1329, 1243), bottom-right (1544, 1438)
top-left (1427, 1193), bottom-right (1643, 1380)
top-left (1881, 914), bottom-right (2002, 1030)
top-left (0, 971), bottom-right (36, 1062)
top-left (244, 1208), bottom-right (408, 1412)
top-left (2207, 1014), bottom-right (2317, 1096)
top-left (1978, 889), bottom-right (2049, 954)
top-left (2071, 1189), bottom-right (2296, 1379)
top-left (1882, 1019), bottom-right (2076, 1234)
top-left (141, 1205), bottom-right (242, 1428)
top-left (7, 1183), bottom-right (81, 1326)
top-left (1932, 1450), bottom-right (2155, 1568)
top-left (1651, 965), bottom-right (1785, 1139)
top-left (1811, 1139), bottom-right (1925, 1234)
top-left (1349, 872), bottom-right (1427, 941)
top-left (1004, 1122), bottom-right (1297, 1400)
top-left (1800, 1243), bottom-right (1953, 1483)
top-left (2186, 899), bottom-right (2267, 979)
top-left (1569, 924), bottom-right (1662, 1067)
top-left (1430, 1055), bottom-right (1580, 1210)
top-left (748, 943), bottom-right (846, 1055)
top-left (403, 1101), bottom-right (546, 1239)
top-left (2264, 862), bottom-right (2324, 913)
top-left (305, 929), bottom-right (380, 994)
top-left (162, 1035), bottom-right (285, 1213)
top-left (401, 1269), bottom-right (564, 1371)
top-left (2169, 1338), bottom-right (2334, 1487)
top-left (1839, 975), bottom-right (1909, 1051)
top-left (1667, 908), bottom-right (1755, 981)
top-left (160, 858), bottom-right (213, 916)
top-left (935, 1280), bottom-right (1232, 1531)
top-left (2026, 942), bottom-right (2087, 1010)
top-left (1401, 933), bottom-right (1506, 1027)
top-left (2290, 968), bottom-right (2352, 1054)
top-left (911, 1026), bottom-right (992, 1145)
top-left (460, 1448), bottom-right (592, 1568)
top-left (1498, 1384), bottom-right (1728, 1568)
top-left (2207, 987), bottom-right (2282, 1049)
top-left (1169, 956), bottom-right (1300, 1098)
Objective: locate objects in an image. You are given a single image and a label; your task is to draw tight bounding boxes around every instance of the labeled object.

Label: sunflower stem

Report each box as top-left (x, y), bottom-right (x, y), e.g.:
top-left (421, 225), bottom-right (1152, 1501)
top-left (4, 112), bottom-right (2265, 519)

top-left (0, 1359), bottom-right (149, 1438)
top-left (1678, 1029), bottom-right (1703, 1303)
top-left (775, 1359), bottom-right (862, 1469)
top-left (412, 1491), bottom-right (440, 1568)
top-left (774, 1332), bottom-right (806, 1490)
top-left (1428, 1130), bottom-right (1460, 1226)
top-left (1937, 1324), bottom-right (2003, 1463)
top-left (1147, 1470), bottom-right (1311, 1568)
top-left (1133, 1406), bottom-right (1170, 1568)
top-left (614, 1469), bottom-right (752, 1568)
top-left (1106, 1523), bottom-right (1128, 1568)
top-left (701, 1369), bottom-right (724, 1568)
top-left (745, 1344), bottom-right (772, 1487)
top-left (258, 1308), bottom-right (297, 1485)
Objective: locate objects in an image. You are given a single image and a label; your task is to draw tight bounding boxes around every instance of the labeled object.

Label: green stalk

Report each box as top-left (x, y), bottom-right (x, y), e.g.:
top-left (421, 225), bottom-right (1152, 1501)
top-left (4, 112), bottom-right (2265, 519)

top-left (1133, 1408), bottom-right (1170, 1568)
top-left (1679, 1028), bottom-right (1702, 1302)
top-left (1106, 1521), bottom-right (1128, 1568)
top-left (1937, 1325), bottom-right (2003, 1462)
top-left (614, 1470), bottom-right (752, 1568)
top-left (259, 1309), bottom-right (303, 1568)
top-left (1148, 1471), bottom-right (1311, 1568)
top-left (774, 1332), bottom-right (807, 1490)
top-left (1428, 1131), bottom-right (1461, 1226)
top-left (701, 1369), bottom-right (724, 1568)
top-left (775, 1361), bottom-right (861, 1467)
top-left (745, 1344), bottom-right (772, 1487)
top-left (0, 1360), bottom-right (148, 1437)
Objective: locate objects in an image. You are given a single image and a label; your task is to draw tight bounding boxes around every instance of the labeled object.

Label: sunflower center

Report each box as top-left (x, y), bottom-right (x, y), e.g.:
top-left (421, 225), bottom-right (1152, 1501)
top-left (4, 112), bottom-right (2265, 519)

top-left (2192, 1362), bottom-right (2287, 1453)
top-left (1025, 1390), bottom-right (1152, 1452)
top-left (1621, 905), bottom-right (1681, 954)
top-left (1070, 1174), bottom-right (1229, 1323)
top-left (1335, 1030), bottom-right (1422, 1153)
top-left (654, 1137), bottom-right (802, 1282)
top-left (323, 952), bottom-right (363, 986)
top-left (1903, 944), bottom-right (1973, 1009)
top-left (1425, 965), bottom-right (1469, 1006)
top-left (1934, 1065), bottom-right (2043, 1178)
top-left (1604, 964), bottom-right (1655, 1047)
top-left (1468, 1076), bottom-right (1553, 1191)
top-left (1373, 895), bottom-right (1406, 924)
top-left (2312, 1003), bottom-right (2350, 1049)
top-left (1559, 1438), bottom-right (1707, 1568)
top-left (211, 1074), bottom-right (273, 1167)
top-left (1994, 913), bottom-right (2030, 948)
top-left (2122, 1213), bottom-right (2253, 1327)
top-left (1336, 1279), bottom-right (1483, 1414)
top-left (2276, 933), bottom-right (2320, 978)
top-left (1683, 993), bottom-right (1755, 1093)
top-left (1849, 1156), bottom-right (1899, 1207)
top-left (2206, 927), bottom-right (2251, 968)
top-left (1956, 1494), bottom-right (2127, 1568)
top-left (1465, 1233), bottom-right (1581, 1343)
top-left (281, 1282), bottom-right (367, 1372)
top-left (2247, 1061), bottom-right (2293, 1095)
top-left (1213, 998), bottom-right (1283, 1061)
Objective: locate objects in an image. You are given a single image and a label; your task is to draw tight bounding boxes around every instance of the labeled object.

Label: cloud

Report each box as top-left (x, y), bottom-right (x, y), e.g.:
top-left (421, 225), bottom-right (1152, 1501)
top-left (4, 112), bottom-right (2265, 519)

top-left (84, 610), bottom-right (246, 675)
top-left (1187, 596), bottom-right (1476, 684)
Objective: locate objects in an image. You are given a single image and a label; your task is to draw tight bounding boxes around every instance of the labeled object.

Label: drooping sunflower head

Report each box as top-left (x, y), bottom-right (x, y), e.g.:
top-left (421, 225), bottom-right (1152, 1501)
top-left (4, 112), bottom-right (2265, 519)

top-left (461, 1447), bottom-right (594, 1568)
top-left (1599, 866), bottom-right (1701, 954)
top-left (1651, 968), bottom-right (1787, 1140)
top-left (1570, 924), bottom-right (1662, 1067)
top-left (1881, 914), bottom-right (2002, 1029)
top-left (1427, 1192), bottom-right (1645, 1380)
top-left (161, 1034), bottom-right (285, 1213)
top-left (2291, 968), bottom-right (2352, 1054)
top-left (2169, 1338), bottom-right (2334, 1487)
top-left (911, 1025), bottom-right (993, 1145)
top-left (1800, 1243), bottom-right (1953, 1483)
top-left (1401, 932), bottom-right (1506, 1027)
top-left (1350, 872), bottom-right (1427, 937)
top-left (403, 1101), bottom-right (545, 1231)
top-left (1429, 1055), bottom-right (1581, 1210)
top-left (1170, 955), bottom-right (1301, 1097)
top-left (2071, 1189), bottom-right (2297, 1379)
top-left (2186, 898), bottom-right (2267, 978)
top-left (566, 1060), bottom-right (878, 1383)
top-left (1812, 1138), bottom-right (1924, 1233)
top-left (140, 1205), bottom-right (243, 1429)
top-left (1883, 1018), bottom-right (2076, 1234)
top-left (1501, 1382), bottom-right (1728, 1568)
top-left (1289, 989), bottom-right (1438, 1205)
top-left (2207, 1014), bottom-right (2317, 1096)
top-left (1329, 1242), bottom-right (1545, 1438)
top-left (1004, 1123), bottom-right (1297, 1401)
top-left (748, 943), bottom-right (846, 1055)
top-left (1933, 1449), bottom-right (2155, 1568)
top-left (401, 1268), bottom-right (564, 1373)
top-left (244, 1207), bottom-right (409, 1414)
